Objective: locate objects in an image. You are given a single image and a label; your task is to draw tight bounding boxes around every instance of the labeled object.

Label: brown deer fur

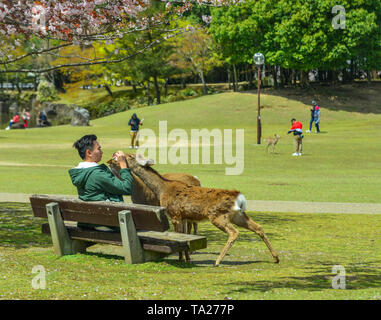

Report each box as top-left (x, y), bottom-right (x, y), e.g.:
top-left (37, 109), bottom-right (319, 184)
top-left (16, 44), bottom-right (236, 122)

top-left (124, 154), bottom-right (279, 266)
top-left (107, 159), bottom-right (200, 239)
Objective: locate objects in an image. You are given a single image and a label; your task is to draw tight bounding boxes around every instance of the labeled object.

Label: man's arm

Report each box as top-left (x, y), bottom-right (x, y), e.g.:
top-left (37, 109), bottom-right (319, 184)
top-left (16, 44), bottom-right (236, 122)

top-left (91, 167), bottom-right (134, 196)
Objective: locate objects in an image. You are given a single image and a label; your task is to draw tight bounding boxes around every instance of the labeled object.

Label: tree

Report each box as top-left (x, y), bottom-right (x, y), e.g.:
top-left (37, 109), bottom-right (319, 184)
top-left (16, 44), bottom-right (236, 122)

top-left (36, 79), bottom-right (59, 103)
top-left (209, 0), bottom-right (381, 86)
top-left (0, 0), bottom-right (241, 74)
top-left (170, 25), bottom-right (219, 94)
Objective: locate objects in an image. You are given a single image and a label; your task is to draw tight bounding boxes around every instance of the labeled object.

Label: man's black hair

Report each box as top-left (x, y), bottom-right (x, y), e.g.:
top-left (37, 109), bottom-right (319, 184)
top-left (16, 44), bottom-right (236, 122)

top-left (73, 134), bottom-right (97, 160)
top-left (291, 118), bottom-right (296, 122)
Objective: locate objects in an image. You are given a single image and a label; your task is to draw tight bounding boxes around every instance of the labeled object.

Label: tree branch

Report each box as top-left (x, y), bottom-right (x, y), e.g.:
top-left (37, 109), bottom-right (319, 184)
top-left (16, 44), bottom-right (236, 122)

top-left (0, 43), bottom-right (73, 65)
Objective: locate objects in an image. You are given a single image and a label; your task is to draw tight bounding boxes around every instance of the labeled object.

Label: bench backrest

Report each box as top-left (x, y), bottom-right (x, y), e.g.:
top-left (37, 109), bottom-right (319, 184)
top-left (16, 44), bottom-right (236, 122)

top-left (30, 194), bottom-right (170, 232)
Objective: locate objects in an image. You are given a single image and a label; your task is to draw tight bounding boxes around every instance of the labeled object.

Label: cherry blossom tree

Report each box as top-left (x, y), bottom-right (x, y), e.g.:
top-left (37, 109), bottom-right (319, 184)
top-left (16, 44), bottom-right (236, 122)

top-left (0, 0), bottom-right (241, 73)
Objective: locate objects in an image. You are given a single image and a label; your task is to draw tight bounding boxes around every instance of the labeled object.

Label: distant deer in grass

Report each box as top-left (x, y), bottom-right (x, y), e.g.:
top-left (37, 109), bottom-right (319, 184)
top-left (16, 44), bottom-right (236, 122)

top-left (265, 134), bottom-right (281, 153)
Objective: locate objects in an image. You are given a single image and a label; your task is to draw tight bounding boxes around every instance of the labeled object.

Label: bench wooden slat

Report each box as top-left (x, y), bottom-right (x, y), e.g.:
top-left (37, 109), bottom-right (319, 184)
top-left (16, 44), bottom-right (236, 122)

top-left (138, 231), bottom-right (208, 252)
top-left (41, 223), bottom-right (206, 254)
top-left (31, 194), bottom-right (169, 232)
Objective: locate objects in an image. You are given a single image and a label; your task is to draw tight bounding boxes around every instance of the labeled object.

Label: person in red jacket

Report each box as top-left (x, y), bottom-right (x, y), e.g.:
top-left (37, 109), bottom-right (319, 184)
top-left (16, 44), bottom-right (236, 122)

top-left (6, 113), bottom-right (20, 130)
top-left (22, 108), bottom-right (31, 128)
top-left (287, 118), bottom-right (304, 156)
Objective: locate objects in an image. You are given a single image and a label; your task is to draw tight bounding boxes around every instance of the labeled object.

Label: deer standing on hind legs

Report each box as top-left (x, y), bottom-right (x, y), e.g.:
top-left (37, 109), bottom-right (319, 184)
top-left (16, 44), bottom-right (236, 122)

top-left (265, 134), bottom-right (280, 153)
top-left (124, 154), bottom-right (279, 267)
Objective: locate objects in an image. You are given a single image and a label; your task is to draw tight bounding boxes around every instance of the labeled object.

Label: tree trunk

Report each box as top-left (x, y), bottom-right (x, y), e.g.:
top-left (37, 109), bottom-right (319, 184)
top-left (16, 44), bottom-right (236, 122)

top-left (272, 65), bottom-right (278, 88)
top-left (146, 81), bottom-right (152, 105)
top-left (227, 68), bottom-right (231, 90)
top-left (164, 78), bottom-right (168, 97)
top-left (249, 66), bottom-right (254, 89)
top-left (233, 64), bottom-right (238, 92)
top-left (198, 68), bottom-right (208, 95)
top-left (367, 70), bottom-right (372, 83)
top-left (153, 75), bottom-right (161, 104)
top-left (300, 70), bottom-right (309, 87)
top-left (34, 76), bottom-right (38, 91)
top-left (104, 84), bottom-right (113, 97)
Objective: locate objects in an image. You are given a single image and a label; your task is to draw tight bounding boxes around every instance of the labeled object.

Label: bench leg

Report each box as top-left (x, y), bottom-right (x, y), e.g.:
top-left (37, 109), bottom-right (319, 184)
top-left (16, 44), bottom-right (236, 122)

top-left (46, 202), bottom-right (91, 256)
top-left (118, 210), bottom-right (145, 264)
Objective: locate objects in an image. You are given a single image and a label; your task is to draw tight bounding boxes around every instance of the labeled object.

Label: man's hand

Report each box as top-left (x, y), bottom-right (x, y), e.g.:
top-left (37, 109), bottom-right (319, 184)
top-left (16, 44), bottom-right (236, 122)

top-left (114, 151), bottom-right (128, 169)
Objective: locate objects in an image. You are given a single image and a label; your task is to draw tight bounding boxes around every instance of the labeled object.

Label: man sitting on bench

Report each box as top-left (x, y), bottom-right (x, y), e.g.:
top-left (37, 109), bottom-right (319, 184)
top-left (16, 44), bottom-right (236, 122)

top-left (69, 134), bottom-right (133, 231)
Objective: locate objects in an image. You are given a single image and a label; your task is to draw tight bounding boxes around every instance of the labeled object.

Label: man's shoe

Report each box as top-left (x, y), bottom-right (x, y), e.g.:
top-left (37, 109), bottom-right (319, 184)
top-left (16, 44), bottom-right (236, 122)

top-left (135, 146), bottom-right (139, 149)
top-left (306, 130), bottom-right (311, 133)
top-left (298, 153), bottom-right (302, 156)
top-left (129, 146), bottom-right (134, 149)
top-left (292, 153), bottom-right (299, 156)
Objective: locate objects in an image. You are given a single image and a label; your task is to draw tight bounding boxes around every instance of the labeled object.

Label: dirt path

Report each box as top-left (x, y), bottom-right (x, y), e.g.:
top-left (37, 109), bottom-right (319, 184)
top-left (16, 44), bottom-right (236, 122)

top-left (1, 193), bottom-right (381, 214)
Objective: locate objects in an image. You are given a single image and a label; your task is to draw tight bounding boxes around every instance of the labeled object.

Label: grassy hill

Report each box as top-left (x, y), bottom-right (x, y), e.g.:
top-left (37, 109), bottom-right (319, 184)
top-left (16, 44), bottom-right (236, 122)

top-left (1, 85), bottom-right (381, 300)
top-left (1, 86), bottom-right (381, 203)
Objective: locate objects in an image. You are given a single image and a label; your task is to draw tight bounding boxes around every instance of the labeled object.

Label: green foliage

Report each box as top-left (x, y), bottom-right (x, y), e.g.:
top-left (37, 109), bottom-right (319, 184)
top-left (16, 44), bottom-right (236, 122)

top-left (84, 97), bottom-right (132, 119)
top-left (209, 0), bottom-right (381, 71)
top-left (180, 88), bottom-right (198, 97)
top-left (36, 80), bottom-right (60, 103)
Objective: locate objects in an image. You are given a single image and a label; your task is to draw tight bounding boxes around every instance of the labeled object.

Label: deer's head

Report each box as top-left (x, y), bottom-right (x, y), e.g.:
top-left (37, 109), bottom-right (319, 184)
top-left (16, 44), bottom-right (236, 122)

top-left (125, 153), bottom-right (155, 169)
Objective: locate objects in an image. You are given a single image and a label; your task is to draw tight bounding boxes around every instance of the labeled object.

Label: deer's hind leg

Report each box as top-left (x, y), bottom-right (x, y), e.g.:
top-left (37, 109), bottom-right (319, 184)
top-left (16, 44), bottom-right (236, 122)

top-left (210, 215), bottom-right (240, 267)
top-left (232, 212), bottom-right (279, 263)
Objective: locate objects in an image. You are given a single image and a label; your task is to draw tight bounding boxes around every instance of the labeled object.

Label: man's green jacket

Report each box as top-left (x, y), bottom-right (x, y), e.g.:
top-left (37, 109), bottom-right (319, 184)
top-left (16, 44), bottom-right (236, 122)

top-left (68, 163), bottom-right (133, 202)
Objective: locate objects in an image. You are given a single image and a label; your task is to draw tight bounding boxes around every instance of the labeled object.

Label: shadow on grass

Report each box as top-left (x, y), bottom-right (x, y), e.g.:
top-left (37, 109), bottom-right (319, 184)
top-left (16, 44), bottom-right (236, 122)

top-left (243, 82), bottom-right (381, 114)
top-left (225, 263), bottom-right (381, 293)
top-left (86, 250), bottom-right (204, 269)
top-left (0, 203), bottom-right (52, 248)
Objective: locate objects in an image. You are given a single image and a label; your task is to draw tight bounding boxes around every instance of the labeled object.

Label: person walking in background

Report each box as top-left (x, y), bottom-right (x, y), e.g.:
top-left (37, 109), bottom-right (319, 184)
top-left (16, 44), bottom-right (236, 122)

top-left (313, 104), bottom-right (321, 133)
top-left (288, 118), bottom-right (304, 156)
top-left (128, 113), bottom-right (143, 149)
top-left (306, 100), bottom-right (318, 133)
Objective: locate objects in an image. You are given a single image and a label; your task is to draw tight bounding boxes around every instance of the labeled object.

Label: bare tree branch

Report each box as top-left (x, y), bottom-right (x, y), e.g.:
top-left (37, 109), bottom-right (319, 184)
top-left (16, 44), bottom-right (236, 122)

top-left (0, 43), bottom-right (73, 65)
top-left (0, 29), bottom-right (186, 74)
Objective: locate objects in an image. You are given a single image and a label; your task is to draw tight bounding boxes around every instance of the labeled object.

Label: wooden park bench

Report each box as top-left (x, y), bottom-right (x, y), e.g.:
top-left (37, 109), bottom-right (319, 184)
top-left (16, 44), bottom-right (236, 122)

top-left (30, 194), bottom-right (207, 264)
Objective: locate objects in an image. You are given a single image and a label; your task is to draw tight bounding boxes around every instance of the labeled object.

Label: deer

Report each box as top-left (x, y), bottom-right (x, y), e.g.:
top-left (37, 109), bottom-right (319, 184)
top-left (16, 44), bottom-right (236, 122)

top-left (264, 134), bottom-right (281, 153)
top-left (123, 153), bottom-right (280, 267)
top-left (107, 158), bottom-right (200, 248)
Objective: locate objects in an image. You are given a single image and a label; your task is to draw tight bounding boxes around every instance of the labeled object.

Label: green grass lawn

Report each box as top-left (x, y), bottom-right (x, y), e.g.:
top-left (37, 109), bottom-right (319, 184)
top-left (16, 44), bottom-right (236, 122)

top-left (1, 91), bottom-right (381, 203)
top-left (0, 203), bottom-right (380, 300)
top-left (1, 88), bottom-right (381, 300)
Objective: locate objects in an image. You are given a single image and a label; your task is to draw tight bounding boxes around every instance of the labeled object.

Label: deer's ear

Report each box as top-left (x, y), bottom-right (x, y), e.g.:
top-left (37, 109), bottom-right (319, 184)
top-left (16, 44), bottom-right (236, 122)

top-left (136, 153), bottom-right (155, 167)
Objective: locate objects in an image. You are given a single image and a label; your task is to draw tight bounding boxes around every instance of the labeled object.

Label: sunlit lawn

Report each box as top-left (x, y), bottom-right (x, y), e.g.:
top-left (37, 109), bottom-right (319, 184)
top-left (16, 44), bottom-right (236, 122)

top-left (0, 203), bottom-right (380, 300)
top-left (1, 91), bottom-right (381, 203)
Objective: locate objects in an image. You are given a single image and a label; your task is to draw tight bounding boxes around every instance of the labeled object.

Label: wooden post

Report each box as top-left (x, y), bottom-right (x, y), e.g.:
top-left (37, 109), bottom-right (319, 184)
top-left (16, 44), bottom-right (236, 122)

top-left (46, 202), bottom-right (73, 256)
top-left (46, 202), bottom-right (91, 256)
top-left (118, 210), bottom-right (144, 264)
top-left (257, 66), bottom-right (262, 144)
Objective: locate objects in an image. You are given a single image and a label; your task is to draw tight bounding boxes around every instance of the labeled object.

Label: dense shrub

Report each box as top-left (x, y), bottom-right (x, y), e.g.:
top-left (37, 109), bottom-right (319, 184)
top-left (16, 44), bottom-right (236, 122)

top-left (36, 80), bottom-right (60, 103)
top-left (85, 97), bottom-right (132, 119)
